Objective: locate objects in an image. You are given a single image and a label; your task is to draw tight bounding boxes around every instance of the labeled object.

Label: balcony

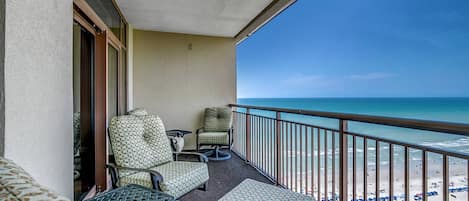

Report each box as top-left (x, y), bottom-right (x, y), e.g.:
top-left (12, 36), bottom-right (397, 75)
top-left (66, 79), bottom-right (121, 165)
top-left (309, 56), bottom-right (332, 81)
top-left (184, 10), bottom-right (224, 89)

top-left (181, 104), bottom-right (469, 201)
top-left (2, 1), bottom-right (469, 201)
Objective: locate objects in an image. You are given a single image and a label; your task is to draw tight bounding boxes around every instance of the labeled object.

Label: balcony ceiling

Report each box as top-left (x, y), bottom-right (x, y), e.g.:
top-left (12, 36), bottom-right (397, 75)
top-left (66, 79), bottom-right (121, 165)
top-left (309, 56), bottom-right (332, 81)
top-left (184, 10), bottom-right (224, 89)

top-left (115, 0), bottom-right (273, 37)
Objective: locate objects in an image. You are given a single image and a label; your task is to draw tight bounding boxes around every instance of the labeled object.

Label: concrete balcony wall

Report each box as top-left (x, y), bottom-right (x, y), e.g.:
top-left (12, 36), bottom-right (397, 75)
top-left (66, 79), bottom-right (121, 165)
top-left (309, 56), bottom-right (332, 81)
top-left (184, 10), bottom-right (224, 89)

top-left (132, 30), bottom-right (236, 150)
top-left (3, 0), bottom-right (73, 198)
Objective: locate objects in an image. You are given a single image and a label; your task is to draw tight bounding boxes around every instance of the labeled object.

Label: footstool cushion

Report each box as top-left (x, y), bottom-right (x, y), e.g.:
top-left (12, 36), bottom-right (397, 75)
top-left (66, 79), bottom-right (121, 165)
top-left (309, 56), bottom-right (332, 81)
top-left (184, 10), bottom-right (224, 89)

top-left (218, 179), bottom-right (313, 201)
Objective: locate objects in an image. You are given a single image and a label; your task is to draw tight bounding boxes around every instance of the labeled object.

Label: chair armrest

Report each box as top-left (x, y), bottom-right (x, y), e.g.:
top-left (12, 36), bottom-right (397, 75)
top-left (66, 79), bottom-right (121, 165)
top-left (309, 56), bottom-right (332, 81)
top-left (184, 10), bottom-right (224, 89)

top-left (196, 127), bottom-right (204, 135)
top-left (106, 163), bottom-right (164, 191)
top-left (166, 130), bottom-right (184, 137)
top-left (173, 152), bottom-right (208, 163)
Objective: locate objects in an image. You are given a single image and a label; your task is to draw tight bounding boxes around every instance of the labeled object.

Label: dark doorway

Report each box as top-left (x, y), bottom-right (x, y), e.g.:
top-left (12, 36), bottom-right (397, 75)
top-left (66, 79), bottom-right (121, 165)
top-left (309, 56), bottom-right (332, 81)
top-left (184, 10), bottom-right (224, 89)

top-left (73, 22), bottom-right (95, 200)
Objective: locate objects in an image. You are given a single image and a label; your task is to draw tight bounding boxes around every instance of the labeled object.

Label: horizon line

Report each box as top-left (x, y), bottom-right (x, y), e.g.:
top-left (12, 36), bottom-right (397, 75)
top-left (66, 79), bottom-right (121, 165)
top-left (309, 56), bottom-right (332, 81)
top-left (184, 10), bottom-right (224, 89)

top-left (237, 96), bottom-right (469, 99)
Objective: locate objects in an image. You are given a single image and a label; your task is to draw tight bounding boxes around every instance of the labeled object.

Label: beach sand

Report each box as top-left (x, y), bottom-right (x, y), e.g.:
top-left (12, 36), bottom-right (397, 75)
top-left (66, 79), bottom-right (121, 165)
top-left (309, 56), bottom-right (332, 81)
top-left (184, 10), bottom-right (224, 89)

top-left (280, 156), bottom-right (468, 201)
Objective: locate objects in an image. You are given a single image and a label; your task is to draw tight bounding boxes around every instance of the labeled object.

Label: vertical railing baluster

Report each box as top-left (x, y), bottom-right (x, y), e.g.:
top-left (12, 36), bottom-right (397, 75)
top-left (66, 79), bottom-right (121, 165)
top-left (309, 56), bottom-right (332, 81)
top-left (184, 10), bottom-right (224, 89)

top-left (389, 144), bottom-right (394, 201)
top-left (404, 147), bottom-right (409, 201)
top-left (289, 123), bottom-right (292, 189)
top-left (332, 131), bottom-right (336, 201)
top-left (376, 141), bottom-right (380, 201)
top-left (306, 126), bottom-right (309, 195)
top-left (288, 122), bottom-right (291, 189)
top-left (339, 120), bottom-right (348, 201)
top-left (311, 127), bottom-right (315, 197)
top-left (255, 116), bottom-right (258, 166)
top-left (253, 116), bottom-right (256, 165)
top-left (246, 108), bottom-right (251, 163)
top-left (269, 119), bottom-right (277, 178)
top-left (422, 151), bottom-right (427, 201)
top-left (294, 124), bottom-right (298, 192)
top-left (300, 125), bottom-right (303, 193)
top-left (287, 122), bottom-right (290, 189)
top-left (263, 117), bottom-right (266, 172)
top-left (318, 128), bottom-right (321, 201)
top-left (258, 116), bottom-right (261, 167)
top-left (364, 138), bottom-right (367, 201)
top-left (269, 118), bottom-right (272, 177)
top-left (352, 136), bottom-right (356, 201)
top-left (325, 130), bottom-right (328, 201)
top-left (443, 155), bottom-right (449, 201)
top-left (276, 112), bottom-right (281, 185)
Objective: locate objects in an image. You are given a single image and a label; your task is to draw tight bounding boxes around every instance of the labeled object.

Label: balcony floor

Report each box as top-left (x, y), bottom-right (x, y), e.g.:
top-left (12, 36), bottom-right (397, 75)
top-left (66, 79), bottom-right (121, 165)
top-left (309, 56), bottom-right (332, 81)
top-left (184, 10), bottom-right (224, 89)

top-left (180, 150), bottom-right (273, 201)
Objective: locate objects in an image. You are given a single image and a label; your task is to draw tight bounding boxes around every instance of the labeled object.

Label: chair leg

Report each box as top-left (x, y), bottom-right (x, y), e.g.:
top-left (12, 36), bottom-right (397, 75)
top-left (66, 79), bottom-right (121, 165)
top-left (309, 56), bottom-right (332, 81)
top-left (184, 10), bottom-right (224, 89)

top-left (198, 182), bottom-right (207, 191)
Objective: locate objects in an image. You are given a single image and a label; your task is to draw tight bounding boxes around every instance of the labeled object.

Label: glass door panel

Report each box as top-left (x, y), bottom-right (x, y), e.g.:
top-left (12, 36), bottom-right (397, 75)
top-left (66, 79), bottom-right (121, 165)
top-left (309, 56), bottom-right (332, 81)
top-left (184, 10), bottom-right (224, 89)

top-left (108, 45), bottom-right (119, 121)
top-left (73, 22), bottom-right (95, 201)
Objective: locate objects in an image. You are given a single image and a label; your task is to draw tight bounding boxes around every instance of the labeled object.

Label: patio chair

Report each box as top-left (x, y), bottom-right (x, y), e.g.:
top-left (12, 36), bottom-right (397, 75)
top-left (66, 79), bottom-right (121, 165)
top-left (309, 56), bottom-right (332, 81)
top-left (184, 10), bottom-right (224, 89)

top-left (107, 114), bottom-right (209, 198)
top-left (196, 107), bottom-right (233, 160)
top-left (0, 157), bottom-right (69, 200)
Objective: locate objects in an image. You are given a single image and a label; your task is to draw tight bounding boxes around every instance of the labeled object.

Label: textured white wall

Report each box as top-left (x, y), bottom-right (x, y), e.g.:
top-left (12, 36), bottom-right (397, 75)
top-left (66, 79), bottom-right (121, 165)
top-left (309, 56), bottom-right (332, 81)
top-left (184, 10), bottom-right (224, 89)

top-left (0, 0), bottom-right (5, 157)
top-left (127, 24), bottom-right (134, 110)
top-left (133, 30), bottom-right (236, 150)
top-left (4, 0), bottom-right (73, 198)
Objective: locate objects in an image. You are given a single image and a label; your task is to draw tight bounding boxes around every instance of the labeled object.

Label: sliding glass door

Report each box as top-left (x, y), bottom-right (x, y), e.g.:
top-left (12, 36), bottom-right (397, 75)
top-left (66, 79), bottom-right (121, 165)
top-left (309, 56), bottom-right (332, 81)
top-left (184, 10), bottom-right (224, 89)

top-left (72, 22), bottom-right (95, 200)
top-left (73, 0), bottom-right (128, 199)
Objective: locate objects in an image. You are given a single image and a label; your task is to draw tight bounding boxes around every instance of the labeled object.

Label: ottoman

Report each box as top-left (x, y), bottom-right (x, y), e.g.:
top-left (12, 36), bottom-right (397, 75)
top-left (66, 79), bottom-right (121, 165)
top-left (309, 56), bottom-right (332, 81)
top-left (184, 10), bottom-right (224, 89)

top-left (219, 179), bottom-right (313, 201)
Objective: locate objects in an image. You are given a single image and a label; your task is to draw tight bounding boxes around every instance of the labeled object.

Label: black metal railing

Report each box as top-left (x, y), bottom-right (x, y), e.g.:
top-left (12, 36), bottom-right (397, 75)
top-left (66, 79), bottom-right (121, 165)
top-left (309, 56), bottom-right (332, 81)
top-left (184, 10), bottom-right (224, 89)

top-left (229, 104), bottom-right (469, 201)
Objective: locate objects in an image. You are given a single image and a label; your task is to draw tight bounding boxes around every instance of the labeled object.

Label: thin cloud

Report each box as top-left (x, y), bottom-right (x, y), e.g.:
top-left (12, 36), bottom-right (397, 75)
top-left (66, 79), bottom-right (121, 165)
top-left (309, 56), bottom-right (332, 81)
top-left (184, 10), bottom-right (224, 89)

top-left (283, 74), bottom-right (324, 86)
top-left (282, 74), bottom-right (339, 88)
top-left (349, 72), bottom-right (395, 81)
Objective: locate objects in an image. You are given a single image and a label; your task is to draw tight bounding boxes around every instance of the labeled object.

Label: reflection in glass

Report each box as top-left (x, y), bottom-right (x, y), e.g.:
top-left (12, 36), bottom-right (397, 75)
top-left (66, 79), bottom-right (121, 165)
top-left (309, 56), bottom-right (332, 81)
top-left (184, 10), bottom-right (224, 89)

top-left (85, 0), bottom-right (123, 40)
top-left (108, 45), bottom-right (119, 120)
top-left (73, 22), bottom-right (95, 201)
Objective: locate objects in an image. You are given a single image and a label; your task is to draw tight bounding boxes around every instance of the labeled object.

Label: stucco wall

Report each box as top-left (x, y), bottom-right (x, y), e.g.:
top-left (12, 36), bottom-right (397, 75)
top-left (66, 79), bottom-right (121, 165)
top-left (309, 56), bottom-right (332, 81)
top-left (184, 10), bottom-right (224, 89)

top-left (0, 0), bottom-right (5, 157)
top-left (133, 30), bottom-right (236, 150)
top-left (127, 24), bottom-right (134, 110)
top-left (4, 0), bottom-right (73, 198)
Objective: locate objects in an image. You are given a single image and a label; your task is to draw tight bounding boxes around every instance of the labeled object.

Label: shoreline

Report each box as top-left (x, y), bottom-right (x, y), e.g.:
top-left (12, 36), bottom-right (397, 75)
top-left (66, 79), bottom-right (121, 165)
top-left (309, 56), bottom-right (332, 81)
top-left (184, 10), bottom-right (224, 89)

top-left (279, 157), bottom-right (468, 201)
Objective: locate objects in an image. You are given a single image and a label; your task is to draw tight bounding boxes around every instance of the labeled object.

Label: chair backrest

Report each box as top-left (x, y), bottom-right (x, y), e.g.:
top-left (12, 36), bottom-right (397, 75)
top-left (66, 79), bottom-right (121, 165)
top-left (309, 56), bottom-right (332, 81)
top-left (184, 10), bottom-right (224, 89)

top-left (109, 115), bottom-right (173, 173)
top-left (127, 108), bottom-right (149, 116)
top-left (203, 107), bottom-right (233, 132)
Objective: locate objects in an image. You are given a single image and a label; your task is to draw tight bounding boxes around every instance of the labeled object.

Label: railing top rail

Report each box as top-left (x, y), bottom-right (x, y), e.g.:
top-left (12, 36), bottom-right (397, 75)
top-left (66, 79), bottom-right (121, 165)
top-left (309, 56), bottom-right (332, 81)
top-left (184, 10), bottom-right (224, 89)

top-left (229, 103), bottom-right (469, 136)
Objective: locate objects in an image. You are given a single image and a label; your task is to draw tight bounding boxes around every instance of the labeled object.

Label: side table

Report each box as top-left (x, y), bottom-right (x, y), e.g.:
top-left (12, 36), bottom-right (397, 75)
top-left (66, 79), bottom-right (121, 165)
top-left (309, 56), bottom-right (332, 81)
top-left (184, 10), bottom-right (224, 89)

top-left (86, 184), bottom-right (175, 201)
top-left (166, 129), bottom-right (192, 152)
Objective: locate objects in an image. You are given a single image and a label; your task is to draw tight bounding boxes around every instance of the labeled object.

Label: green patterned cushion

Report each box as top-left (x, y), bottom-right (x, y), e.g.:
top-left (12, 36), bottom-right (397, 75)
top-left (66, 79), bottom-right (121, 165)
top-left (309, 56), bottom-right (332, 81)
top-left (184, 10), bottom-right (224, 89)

top-left (203, 107), bottom-right (232, 132)
top-left (198, 132), bottom-right (229, 145)
top-left (73, 112), bottom-right (80, 156)
top-left (219, 179), bottom-right (313, 201)
top-left (127, 108), bottom-right (148, 116)
top-left (119, 161), bottom-right (209, 198)
top-left (0, 157), bottom-right (69, 201)
top-left (0, 186), bottom-right (17, 200)
top-left (109, 115), bottom-right (173, 176)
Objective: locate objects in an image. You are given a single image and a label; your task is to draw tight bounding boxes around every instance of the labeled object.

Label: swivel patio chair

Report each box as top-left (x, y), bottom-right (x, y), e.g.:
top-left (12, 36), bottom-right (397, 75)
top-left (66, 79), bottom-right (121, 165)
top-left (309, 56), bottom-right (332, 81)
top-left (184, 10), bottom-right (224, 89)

top-left (196, 107), bottom-right (233, 160)
top-left (107, 113), bottom-right (209, 198)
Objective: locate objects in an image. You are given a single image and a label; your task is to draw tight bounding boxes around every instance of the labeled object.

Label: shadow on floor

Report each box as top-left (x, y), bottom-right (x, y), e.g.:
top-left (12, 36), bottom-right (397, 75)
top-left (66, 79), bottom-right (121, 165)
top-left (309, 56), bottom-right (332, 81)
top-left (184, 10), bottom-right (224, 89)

top-left (180, 151), bottom-right (273, 201)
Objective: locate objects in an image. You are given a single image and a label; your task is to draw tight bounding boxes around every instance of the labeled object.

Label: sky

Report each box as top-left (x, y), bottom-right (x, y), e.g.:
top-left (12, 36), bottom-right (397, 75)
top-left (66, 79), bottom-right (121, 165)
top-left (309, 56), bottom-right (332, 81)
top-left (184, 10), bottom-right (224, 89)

top-left (236, 0), bottom-right (469, 98)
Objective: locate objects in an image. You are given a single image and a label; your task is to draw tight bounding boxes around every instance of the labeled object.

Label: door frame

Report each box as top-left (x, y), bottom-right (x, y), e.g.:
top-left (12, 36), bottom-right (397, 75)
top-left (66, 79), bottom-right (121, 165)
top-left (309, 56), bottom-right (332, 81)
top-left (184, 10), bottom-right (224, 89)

top-left (73, 0), bottom-right (128, 195)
